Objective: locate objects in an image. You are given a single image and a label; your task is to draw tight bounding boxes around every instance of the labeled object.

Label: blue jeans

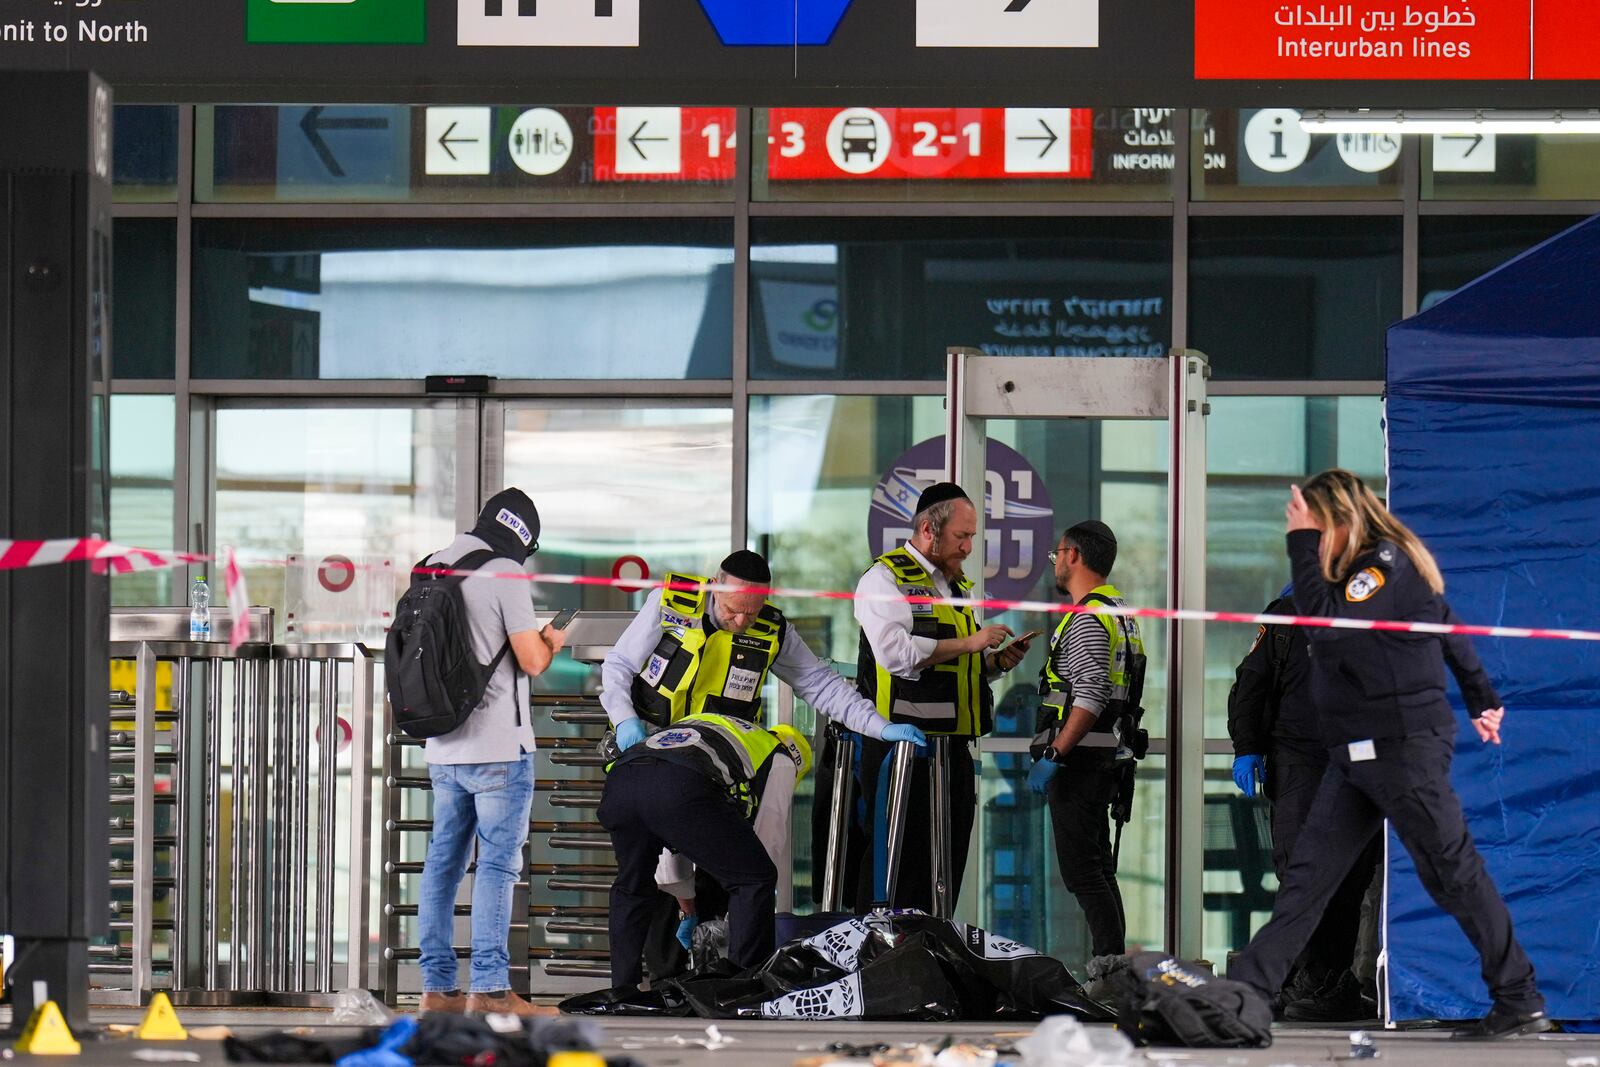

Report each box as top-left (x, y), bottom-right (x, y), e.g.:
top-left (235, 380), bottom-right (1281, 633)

top-left (418, 755), bottom-right (536, 994)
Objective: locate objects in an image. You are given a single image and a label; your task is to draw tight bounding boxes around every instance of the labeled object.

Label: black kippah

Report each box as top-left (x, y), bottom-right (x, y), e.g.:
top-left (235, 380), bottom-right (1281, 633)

top-left (915, 481), bottom-right (970, 515)
top-left (1067, 519), bottom-right (1116, 544)
top-left (720, 549), bottom-right (772, 584)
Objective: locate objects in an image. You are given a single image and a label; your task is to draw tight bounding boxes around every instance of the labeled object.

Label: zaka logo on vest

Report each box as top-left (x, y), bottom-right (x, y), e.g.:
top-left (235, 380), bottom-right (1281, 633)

top-left (651, 729), bottom-right (695, 747)
top-left (495, 508), bottom-right (533, 546)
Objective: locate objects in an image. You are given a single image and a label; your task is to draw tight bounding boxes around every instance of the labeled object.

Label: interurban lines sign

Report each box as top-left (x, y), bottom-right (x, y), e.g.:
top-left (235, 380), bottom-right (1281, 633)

top-left (1, 0), bottom-right (1598, 104)
top-left (1195, 0), bottom-right (1600, 80)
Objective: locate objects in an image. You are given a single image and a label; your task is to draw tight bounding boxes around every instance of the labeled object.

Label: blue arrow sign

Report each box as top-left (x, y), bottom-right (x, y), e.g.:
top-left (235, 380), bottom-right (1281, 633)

top-left (697, 0), bottom-right (854, 45)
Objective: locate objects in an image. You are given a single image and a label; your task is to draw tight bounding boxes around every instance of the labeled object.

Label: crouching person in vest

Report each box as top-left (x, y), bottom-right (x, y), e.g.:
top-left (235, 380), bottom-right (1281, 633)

top-left (851, 482), bottom-right (1032, 913)
top-left (597, 714), bottom-right (812, 987)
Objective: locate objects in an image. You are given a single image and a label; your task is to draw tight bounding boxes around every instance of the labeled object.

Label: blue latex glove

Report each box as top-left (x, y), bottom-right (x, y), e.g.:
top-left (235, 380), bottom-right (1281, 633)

top-left (881, 723), bottom-right (928, 753)
top-left (616, 717), bottom-right (648, 751)
top-left (1232, 754), bottom-right (1265, 798)
top-left (1027, 757), bottom-right (1060, 796)
top-left (336, 1018), bottom-right (416, 1067)
top-left (675, 913), bottom-right (700, 952)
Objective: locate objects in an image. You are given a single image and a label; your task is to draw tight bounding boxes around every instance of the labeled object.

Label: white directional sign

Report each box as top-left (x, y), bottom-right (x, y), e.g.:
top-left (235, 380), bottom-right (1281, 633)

top-left (1335, 131), bottom-right (1400, 173)
top-left (826, 108), bottom-right (891, 175)
top-left (613, 107), bottom-right (682, 174)
top-left (1243, 108), bottom-right (1310, 173)
top-left (1432, 132), bottom-right (1497, 173)
top-left (508, 108), bottom-right (573, 175)
top-left (424, 107), bottom-right (491, 175)
top-left (458, 0), bottom-right (639, 47)
top-left (1003, 108), bottom-right (1072, 173)
top-left (917, 0), bottom-right (1097, 48)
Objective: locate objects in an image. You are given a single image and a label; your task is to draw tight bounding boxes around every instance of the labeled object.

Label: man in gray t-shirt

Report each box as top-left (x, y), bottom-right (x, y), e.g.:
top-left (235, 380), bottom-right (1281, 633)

top-left (416, 488), bottom-right (566, 1018)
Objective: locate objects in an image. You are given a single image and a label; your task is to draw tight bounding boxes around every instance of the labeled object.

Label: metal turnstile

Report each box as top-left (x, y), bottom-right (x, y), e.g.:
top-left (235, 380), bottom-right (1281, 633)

top-left (820, 732), bottom-right (957, 919)
top-left (97, 609), bottom-right (376, 1006)
top-left (379, 610), bottom-right (631, 1004)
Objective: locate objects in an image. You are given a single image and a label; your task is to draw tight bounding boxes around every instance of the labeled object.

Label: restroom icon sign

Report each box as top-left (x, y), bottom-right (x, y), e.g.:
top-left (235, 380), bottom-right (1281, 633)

top-left (458, 0), bottom-right (639, 46)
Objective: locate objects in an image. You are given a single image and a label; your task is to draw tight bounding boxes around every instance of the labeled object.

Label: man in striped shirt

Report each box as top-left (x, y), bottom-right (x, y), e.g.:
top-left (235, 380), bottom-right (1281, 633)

top-left (1027, 520), bottom-right (1145, 980)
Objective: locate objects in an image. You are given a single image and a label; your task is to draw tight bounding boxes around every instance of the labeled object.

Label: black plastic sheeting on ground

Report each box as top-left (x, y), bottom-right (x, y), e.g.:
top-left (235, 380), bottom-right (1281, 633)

top-left (561, 912), bottom-right (1116, 1022)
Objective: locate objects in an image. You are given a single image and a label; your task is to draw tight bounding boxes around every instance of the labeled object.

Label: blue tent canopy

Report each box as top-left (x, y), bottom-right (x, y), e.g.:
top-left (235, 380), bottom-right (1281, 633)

top-left (1384, 214), bottom-right (1600, 1024)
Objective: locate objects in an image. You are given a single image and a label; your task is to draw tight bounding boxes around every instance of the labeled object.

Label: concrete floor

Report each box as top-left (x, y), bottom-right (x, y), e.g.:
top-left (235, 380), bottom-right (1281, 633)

top-left (2, 1005), bottom-right (1596, 1066)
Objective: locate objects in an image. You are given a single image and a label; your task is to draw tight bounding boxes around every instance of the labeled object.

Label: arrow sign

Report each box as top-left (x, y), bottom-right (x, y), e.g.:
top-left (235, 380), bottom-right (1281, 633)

top-left (423, 107), bottom-right (492, 175)
top-left (299, 106), bottom-right (390, 178)
top-left (1016, 117), bottom-right (1058, 158)
top-left (437, 121), bottom-right (477, 161)
top-left (1431, 131), bottom-right (1496, 173)
top-left (1003, 108), bottom-right (1073, 173)
top-left (627, 121), bottom-right (669, 160)
top-left (614, 107), bottom-right (683, 174)
top-left (919, 0), bottom-right (1097, 47)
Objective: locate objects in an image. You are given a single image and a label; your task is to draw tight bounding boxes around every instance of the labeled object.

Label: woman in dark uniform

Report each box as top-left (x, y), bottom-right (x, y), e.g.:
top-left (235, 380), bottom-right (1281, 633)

top-left (1228, 468), bottom-right (1549, 1040)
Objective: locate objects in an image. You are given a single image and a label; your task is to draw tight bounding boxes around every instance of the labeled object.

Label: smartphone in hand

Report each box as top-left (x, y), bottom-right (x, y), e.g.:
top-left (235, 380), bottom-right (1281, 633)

top-left (548, 608), bottom-right (578, 631)
top-left (1000, 629), bottom-right (1042, 652)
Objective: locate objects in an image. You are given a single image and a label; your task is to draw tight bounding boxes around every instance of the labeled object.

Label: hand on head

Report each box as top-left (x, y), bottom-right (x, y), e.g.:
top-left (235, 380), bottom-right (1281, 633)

top-left (1286, 484), bottom-right (1321, 532)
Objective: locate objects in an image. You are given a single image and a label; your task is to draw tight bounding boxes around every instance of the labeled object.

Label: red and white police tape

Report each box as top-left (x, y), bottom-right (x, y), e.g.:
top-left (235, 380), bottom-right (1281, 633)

top-left (0, 537), bottom-right (204, 575)
top-left (3, 537), bottom-right (1599, 644)
top-left (222, 546), bottom-right (251, 650)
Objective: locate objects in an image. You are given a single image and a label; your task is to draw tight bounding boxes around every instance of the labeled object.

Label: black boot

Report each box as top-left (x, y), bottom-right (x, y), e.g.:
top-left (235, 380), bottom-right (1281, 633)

top-left (1284, 971), bottom-right (1375, 1023)
top-left (1452, 1004), bottom-right (1555, 1040)
top-left (1271, 964), bottom-right (1324, 1020)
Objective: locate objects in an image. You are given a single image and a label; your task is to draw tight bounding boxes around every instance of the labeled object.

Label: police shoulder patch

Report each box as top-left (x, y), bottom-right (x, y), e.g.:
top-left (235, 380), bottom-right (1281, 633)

top-left (1345, 567), bottom-right (1385, 602)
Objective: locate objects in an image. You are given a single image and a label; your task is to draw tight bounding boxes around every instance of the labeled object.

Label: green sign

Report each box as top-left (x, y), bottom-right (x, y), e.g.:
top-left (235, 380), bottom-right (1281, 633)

top-left (246, 0), bottom-right (426, 45)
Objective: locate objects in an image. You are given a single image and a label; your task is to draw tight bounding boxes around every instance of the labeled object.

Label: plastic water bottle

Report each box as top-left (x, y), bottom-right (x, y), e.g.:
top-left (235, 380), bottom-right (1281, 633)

top-left (189, 576), bottom-right (211, 641)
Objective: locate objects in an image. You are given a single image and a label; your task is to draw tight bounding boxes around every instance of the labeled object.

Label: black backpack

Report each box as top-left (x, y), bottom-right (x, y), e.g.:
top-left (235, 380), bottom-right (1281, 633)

top-left (1100, 953), bottom-right (1273, 1049)
top-left (385, 548), bottom-right (512, 739)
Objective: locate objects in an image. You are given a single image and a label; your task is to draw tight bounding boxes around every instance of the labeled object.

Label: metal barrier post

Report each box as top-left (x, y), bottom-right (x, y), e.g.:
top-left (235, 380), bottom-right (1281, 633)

top-left (317, 659), bottom-right (336, 991)
top-left (878, 740), bottom-right (917, 906)
top-left (346, 646), bottom-right (374, 991)
top-left (130, 644), bottom-right (157, 1000)
top-left (820, 724), bottom-right (857, 912)
top-left (928, 736), bottom-right (953, 919)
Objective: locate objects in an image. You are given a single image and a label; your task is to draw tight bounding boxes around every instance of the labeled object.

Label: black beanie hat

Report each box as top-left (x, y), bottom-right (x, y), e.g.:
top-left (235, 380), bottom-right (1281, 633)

top-left (471, 488), bottom-right (540, 563)
top-left (914, 481), bottom-right (971, 516)
top-left (719, 549), bottom-right (772, 584)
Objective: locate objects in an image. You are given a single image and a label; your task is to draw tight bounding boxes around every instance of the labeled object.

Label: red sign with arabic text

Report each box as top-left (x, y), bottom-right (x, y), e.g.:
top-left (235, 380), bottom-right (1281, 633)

top-left (765, 108), bottom-right (1094, 181)
top-left (1196, 0), bottom-right (1530, 79)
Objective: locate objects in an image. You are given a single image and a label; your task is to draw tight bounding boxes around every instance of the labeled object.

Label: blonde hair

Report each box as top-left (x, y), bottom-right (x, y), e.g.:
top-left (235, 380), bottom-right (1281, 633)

top-left (1299, 469), bottom-right (1445, 594)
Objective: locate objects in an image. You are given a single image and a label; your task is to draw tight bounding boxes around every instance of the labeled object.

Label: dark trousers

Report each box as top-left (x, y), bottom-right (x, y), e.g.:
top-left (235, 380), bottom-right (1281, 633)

top-left (1231, 728), bottom-right (1543, 1013)
top-left (596, 759), bottom-right (777, 988)
top-left (1046, 748), bottom-right (1127, 958)
top-left (1268, 756), bottom-right (1379, 985)
top-left (853, 736), bottom-right (976, 913)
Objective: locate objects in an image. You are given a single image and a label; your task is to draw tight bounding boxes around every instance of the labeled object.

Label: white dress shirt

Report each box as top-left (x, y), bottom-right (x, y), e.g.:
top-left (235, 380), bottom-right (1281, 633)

top-left (600, 588), bottom-right (888, 740)
top-left (854, 542), bottom-right (950, 678)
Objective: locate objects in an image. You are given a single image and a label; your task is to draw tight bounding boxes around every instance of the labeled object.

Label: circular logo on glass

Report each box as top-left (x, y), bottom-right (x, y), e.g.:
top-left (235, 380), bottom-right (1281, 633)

top-left (867, 436), bottom-right (1054, 604)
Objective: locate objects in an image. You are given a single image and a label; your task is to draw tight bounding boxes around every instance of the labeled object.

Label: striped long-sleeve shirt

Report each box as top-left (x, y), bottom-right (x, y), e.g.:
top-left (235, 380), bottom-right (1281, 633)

top-left (1051, 610), bottom-right (1113, 716)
